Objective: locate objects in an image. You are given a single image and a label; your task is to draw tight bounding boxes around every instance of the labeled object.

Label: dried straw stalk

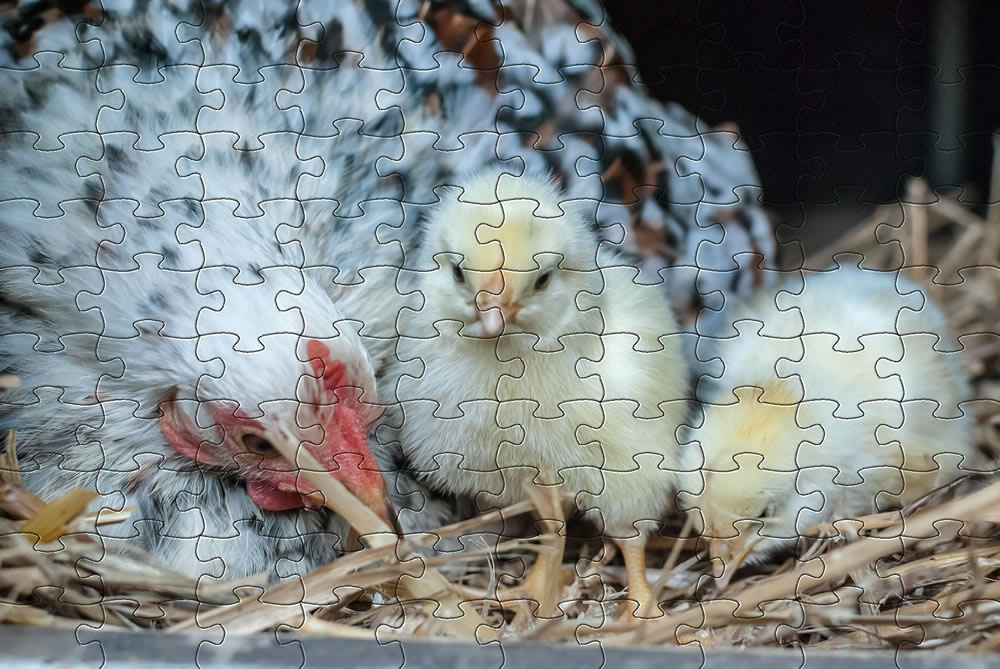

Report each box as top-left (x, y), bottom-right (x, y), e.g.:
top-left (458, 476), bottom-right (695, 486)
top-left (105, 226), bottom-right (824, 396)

top-left (3, 141), bottom-right (1000, 651)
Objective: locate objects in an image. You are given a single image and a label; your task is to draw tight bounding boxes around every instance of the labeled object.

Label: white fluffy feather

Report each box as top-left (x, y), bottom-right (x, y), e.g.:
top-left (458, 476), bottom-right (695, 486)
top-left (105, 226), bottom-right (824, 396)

top-left (392, 170), bottom-right (692, 540)
top-left (683, 264), bottom-right (980, 569)
top-left (0, 17), bottom-right (457, 582)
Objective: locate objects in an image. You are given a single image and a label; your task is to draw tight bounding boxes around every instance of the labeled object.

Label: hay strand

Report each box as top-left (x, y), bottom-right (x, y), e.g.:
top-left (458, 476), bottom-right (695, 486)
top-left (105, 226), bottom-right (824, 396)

top-left (2, 148), bottom-right (1000, 652)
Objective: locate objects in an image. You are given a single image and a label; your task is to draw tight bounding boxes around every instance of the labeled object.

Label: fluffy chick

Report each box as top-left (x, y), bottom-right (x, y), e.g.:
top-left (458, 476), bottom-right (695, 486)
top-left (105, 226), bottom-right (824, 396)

top-left (684, 267), bottom-right (979, 584)
top-left (393, 169), bottom-right (691, 615)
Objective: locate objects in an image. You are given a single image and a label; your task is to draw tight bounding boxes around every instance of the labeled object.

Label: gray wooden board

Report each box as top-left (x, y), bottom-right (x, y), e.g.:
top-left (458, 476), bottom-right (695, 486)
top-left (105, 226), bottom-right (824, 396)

top-left (0, 625), bottom-right (993, 669)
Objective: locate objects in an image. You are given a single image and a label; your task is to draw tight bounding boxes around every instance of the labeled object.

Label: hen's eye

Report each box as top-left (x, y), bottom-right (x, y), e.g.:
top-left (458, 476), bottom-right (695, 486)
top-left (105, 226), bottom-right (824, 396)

top-left (451, 262), bottom-right (465, 284)
top-left (534, 271), bottom-right (551, 290)
top-left (242, 434), bottom-right (277, 456)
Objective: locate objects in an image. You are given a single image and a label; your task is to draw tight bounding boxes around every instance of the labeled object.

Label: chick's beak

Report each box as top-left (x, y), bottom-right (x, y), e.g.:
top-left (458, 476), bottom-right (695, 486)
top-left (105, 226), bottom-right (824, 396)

top-left (477, 272), bottom-right (519, 336)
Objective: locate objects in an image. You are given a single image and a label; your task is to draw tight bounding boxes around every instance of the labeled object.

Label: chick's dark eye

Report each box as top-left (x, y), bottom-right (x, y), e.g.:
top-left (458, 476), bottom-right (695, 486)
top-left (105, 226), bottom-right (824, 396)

top-left (534, 271), bottom-right (551, 290)
top-left (451, 262), bottom-right (465, 284)
top-left (242, 434), bottom-right (276, 456)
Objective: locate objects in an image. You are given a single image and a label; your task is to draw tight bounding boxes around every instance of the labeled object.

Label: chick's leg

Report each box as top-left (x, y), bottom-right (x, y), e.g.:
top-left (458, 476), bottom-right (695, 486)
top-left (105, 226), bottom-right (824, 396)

top-left (613, 535), bottom-right (655, 619)
top-left (500, 547), bottom-right (560, 605)
top-left (495, 514), bottom-right (564, 618)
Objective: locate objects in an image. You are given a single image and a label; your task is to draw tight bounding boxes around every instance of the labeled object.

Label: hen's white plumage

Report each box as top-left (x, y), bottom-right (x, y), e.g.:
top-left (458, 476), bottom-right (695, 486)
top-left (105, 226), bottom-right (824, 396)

top-left (683, 264), bottom-right (980, 579)
top-left (391, 169), bottom-right (691, 612)
top-left (0, 15), bottom-right (459, 582)
top-left (0, 0), bottom-right (776, 587)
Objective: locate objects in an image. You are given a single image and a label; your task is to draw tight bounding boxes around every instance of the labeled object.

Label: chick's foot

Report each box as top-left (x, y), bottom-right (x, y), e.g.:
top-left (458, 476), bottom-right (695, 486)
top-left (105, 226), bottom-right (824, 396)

top-left (614, 537), bottom-right (659, 622)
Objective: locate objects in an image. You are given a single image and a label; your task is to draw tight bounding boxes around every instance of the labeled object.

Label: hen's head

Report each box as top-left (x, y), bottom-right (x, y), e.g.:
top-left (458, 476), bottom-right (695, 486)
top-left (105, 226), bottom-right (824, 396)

top-left (419, 170), bottom-right (599, 337)
top-left (157, 329), bottom-right (397, 530)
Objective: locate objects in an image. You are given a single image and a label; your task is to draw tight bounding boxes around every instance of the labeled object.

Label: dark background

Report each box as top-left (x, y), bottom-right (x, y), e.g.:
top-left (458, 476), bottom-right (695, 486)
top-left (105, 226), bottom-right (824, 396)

top-left (605, 1), bottom-right (1000, 223)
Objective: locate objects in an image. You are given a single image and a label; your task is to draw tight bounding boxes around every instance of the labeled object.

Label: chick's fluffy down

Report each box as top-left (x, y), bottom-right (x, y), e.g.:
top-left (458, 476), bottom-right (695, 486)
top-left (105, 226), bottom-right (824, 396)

top-left (390, 170), bottom-right (692, 540)
top-left (682, 266), bottom-right (981, 565)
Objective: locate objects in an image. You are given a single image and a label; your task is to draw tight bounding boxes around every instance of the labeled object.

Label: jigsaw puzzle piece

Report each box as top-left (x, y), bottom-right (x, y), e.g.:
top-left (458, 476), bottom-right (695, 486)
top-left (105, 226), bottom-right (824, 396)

top-left (390, 55), bottom-right (505, 146)
top-left (381, 130), bottom-right (518, 207)
top-left (4, 9), bottom-right (105, 70)
top-left (278, 53), bottom-right (402, 139)
top-left (95, 199), bottom-right (205, 272)
top-left (1, 131), bottom-right (105, 217)
top-left (877, 400), bottom-right (981, 471)
top-left (495, 129), bottom-right (606, 197)
top-left (396, 398), bottom-right (515, 478)
top-left (695, 255), bottom-right (805, 338)
top-left (198, 64), bottom-right (305, 149)
top-left (590, 200), bottom-right (692, 287)
top-left (496, 332), bottom-right (604, 417)
top-left (97, 64), bottom-right (219, 150)
top-left (0, 384), bottom-right (107, 476)
top-left (0, 332), bottom-right (115, 405)
top-left (190, 514), bottom-right (346, 587)
top-left (181, 132), bottom-right (318, 217)
top-left (81, 2), bottom-right (207, 80)
top-left (695, 321), bottom-right (806, 405)
top-left (80, 131), bottom-right (206, 217)
top-left (494, 399), bottom-right (606, 476)
top-left (897, 266), bottom-right (1000, 350)
top-left (95, 334), bottom-right (223, 420)
top-left (195, 267), bottom-right (305, 352)
top-left (177, 199), bottom-right (305, 280)
top-left (876, 334), bottom-right (969, 418)
top-left (298, 198), bottom-right (406, 281)
top-left (795, 399), bottom-right (905, 484)
top-left (578, 333), bottom-right (693, 416)
top-left (686, 388), bottom-right (824, 474)
top-left (330, 273), bottom-right (418, 349)
top-left (679, 455), bottom-right (825, 542)
top-left (2, 52), bottom-right (123, 151)
top-left (176, 2), bottom-right (296, 79)
top-left (0, 201), bottom-right (99, 278)
top-left (303, 128), bottom-right (407, 216)
top-left (76, 254), bottom-right (218, 339)
top-left (298, 0), bottom-right (425, 69)
top-left (0, 265), bottom-right (105, 350)
top-left (780, 333), bottom-right (905, 417)
top-left (787, 258), bottom-right (923, 348)
top-left (495, 10), bottom-right (605, 87)
top-left (395, 321), bottom-right (516, 414)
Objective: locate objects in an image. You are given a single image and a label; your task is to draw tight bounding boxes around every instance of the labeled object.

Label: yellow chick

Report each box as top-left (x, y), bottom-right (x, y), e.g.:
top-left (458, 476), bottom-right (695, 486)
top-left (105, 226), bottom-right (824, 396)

top-left (682, 265), bottom-right (980, 585)
top-left (392, 168), bottom-right (691, 615)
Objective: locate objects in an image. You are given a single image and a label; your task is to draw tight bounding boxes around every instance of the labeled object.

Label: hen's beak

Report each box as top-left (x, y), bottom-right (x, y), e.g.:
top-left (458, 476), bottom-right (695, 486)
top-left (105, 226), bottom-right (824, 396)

top-left (280, 471), bottom-right (400, 536)
top-left (477, 272), bottom-right (519, 336)
top-left (262, 435), bottom-right (402, 538)
top-left (349, 482), bottom-right (402, 536)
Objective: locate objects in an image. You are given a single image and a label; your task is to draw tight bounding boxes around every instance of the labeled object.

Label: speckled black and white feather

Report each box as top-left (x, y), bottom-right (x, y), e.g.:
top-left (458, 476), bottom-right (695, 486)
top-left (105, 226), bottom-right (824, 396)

top-left (0, 0), bottom-right (775, 581)
top-left (0, 2), bottom-right (465, 582)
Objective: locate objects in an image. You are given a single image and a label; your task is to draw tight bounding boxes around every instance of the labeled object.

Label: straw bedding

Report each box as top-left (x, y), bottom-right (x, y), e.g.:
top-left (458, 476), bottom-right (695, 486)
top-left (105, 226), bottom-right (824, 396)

top-left (2, 156), bottom-right (1000, 650)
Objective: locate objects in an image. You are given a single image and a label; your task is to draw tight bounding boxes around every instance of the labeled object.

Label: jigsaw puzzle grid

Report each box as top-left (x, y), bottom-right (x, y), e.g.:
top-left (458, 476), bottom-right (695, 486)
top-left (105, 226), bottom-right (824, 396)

top-left (1, 0), bottom-right (998, 664)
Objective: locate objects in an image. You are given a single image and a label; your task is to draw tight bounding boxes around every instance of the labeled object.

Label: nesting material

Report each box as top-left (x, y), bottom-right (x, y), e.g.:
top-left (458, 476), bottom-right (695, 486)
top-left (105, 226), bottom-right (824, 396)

top-left (2, 166), bottom-right (1000, 651)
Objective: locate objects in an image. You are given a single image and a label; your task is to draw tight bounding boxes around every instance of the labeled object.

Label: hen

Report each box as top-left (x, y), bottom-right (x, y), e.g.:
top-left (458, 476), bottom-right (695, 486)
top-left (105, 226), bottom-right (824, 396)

top-left (0, 5), bottom-right (455, 582)
top-left (0, 0), bottom-right (774, 584)
top-left (392, 169), bottom-right (692, 616)
top-left (683, 264), bottom-right (981, 584)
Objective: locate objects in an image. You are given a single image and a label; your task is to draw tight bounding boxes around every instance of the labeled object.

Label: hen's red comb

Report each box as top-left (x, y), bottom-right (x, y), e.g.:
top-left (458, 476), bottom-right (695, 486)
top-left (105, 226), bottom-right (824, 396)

top-left (306, 339), bottom-right (351, 403)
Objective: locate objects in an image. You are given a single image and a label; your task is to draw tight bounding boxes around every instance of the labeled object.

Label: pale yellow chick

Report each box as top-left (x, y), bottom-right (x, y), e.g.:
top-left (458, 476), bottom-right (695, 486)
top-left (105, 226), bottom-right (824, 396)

top-left (393, 169), bottom-right (691, 615)
top-left (683, 267), bottom-right (980, 586)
